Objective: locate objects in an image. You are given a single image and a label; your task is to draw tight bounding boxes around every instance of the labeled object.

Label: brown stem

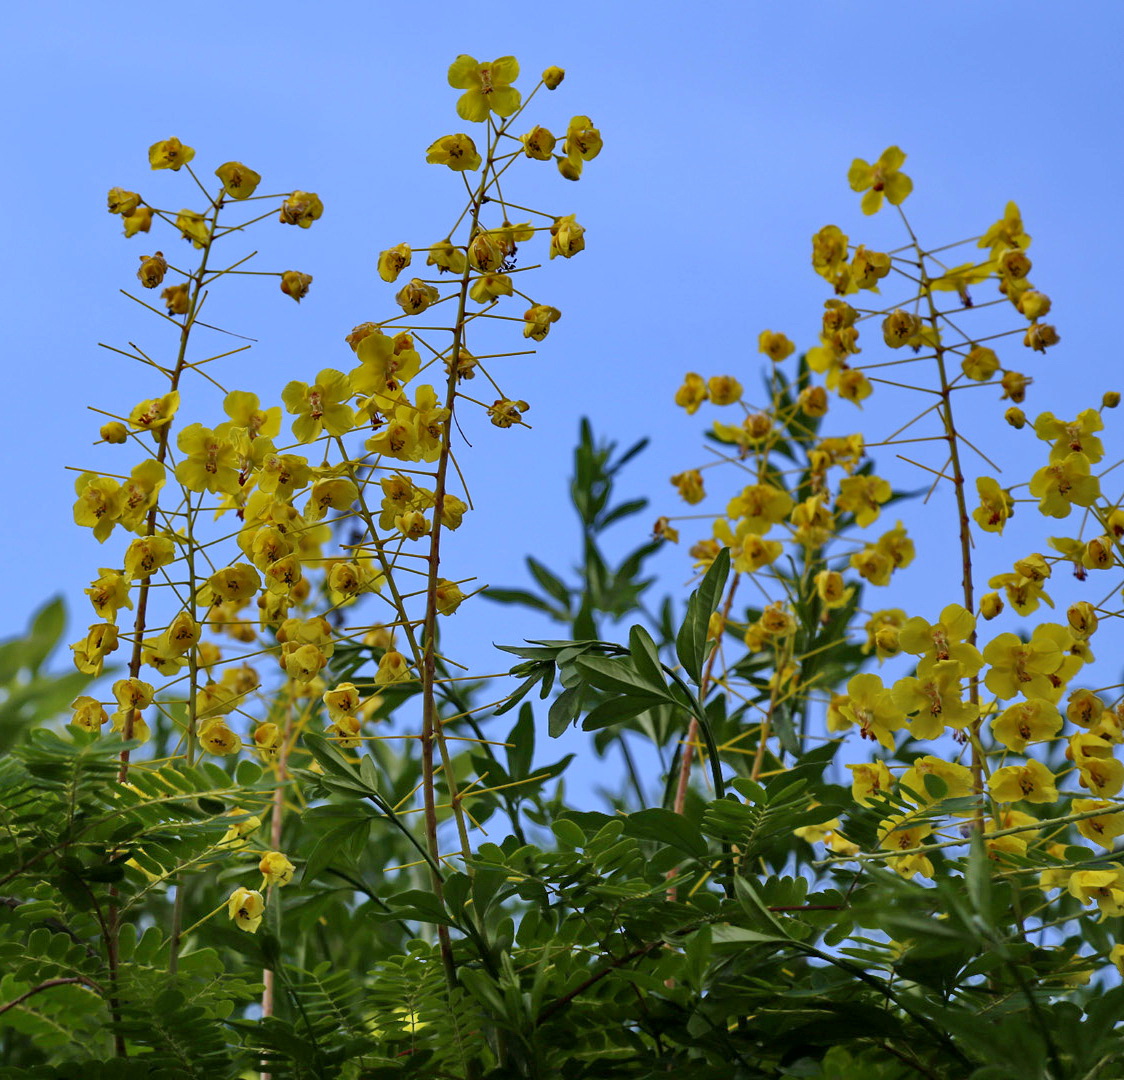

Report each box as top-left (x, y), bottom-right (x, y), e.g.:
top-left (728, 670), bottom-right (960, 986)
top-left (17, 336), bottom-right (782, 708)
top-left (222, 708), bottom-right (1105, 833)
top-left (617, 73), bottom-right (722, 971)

top-left (672, 574), bottom-right (740, 816)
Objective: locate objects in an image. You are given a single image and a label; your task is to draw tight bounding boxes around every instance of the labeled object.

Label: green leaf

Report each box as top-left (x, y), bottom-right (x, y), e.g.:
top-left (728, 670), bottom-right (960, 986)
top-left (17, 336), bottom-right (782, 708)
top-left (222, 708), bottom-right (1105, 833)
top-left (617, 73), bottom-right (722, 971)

top-left (382, 889), bottom-right (458, 927)
top-left (628, 624), bottom-right (667, 693)
top-left (506, 705), bottom-right (535, 779)
top-left (526, 556), bottom-right (572, 607)
top-left (622, 808), bottom-right (708, 860)
top-left (573, 654), bottom-right (671, 699)
top-left (580, 694), bottom-right (665, 732)
top-left (675, 547), bottom-right (730, 684)
top-left (548, 684), bottom-right (583, 737)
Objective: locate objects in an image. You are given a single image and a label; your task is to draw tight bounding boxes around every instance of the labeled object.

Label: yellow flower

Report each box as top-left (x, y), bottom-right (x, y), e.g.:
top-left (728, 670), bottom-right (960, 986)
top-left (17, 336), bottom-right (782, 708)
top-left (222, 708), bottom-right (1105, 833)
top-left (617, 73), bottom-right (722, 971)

top-left (898, 604), bottom-right (982, 675)
top-left (161, 282), bottom-right (190, 315)
top-left (983, 624), bottom-right (1070, 700)
top-left (395, 278), bottom-right (440, 314)
top-left (707, 375), bottom-right (742, 406)
top-left (487, 398), bottom-right (529, 429)
top-left (122, 207), bottom-right (153, 237)
top-left (988, 759), bottom-right (1058, 803)
top-left (1029, 453), bottom-right (1100, 518)
top-left (85, 568), bottom-right (132, 623)
top-left (426, 133), bottom-right (482, 171)
top-left (899, 756), bottom-right (974, 806)
top-left (70, 623), bottom-right (120, 677)
top-left (129, 390), bottom-right (180, 432)
top-left (447, 54), bottom-right (521, 122)
top-left (847, 146), bottom-right (913, 215)
top-left (436, 579), bottom-right (467, 615)
top-left (282, 369), bottom-right (355, 443)
top-left (1068, 866), bottom-right (1124, 917)
top-left (426, 240), bottom-right (467, 275)
top-left (175, 209), bottom-right (210, 248)
top-left (469, 273), bottom-right (514, 304)
top-left (758, 330), bottom-right (795, 362)
top-left (979, 200), bottom-right (1031, 257)
top-left (973, 477), bottom-right (1014, 534)
top-left (877, 814), bottom-right (933, 880)
top-left (123, 535), bottom-right (176, 580)
top-left (891, 660), bottom-right (978, 739)
top-left (71, 695), bottom-right (108, 732)
top-left (811, 225), bottom-right (850, 286)
top-left (850, 245), bottom-right (891, 289)
top-left (726, 483), bottom-right (793, 534)
top-left (846, 760), bottom-right (893, 805)
top-left (214, 161), bottom-right (261, 199)
top-left (674, 373), bottom-right (708, 414)
top-left (136, 251), bottom-right (168, 289)
top-left (835, 474), bottom-right (891, 528)
top-left (149, 137), bottom-right (195, 171)
top-left (523, 304), bottom-right (561, 341)
top-left (1034, 409), bottom-right (1105, 464)
top-left (253, 723), bottom-right (283, 759)
top-left (280, 270), bottom-right (313, 302)
top-left (259, 851), bottom-right (296, 887)
top-left (377, 243), bottom-right (412, 283)
top-left (840, 673), bottom-right (904, 749)
top-left (521, 126), bottom-right (556, 160)
top-left (107, 187), bottom-right (141, 216)
top-left (374, 649), bottom-right (411, 686)
top-left (279, 191), bottom-right (323, 228)
top-left (561, 115), bottom-right (602, 177)
top-left (549, 214), bottom-right (585, 259)
top-left (227, 887), bottom-right (265, 933)
top-left (176, 424), bottom-right (241, 495)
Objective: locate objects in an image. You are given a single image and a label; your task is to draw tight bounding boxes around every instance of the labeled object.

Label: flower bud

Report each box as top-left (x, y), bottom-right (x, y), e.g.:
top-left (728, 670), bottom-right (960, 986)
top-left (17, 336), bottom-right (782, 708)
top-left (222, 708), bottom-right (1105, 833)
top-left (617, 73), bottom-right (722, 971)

top-left (1004, 406), bottom-right (1026, 429)
top-left (542, 66), bottom-right (565, 89)
top-left (979, 592), bottom-right (1004, 620)
top-left (99, 421), bottom-right (128, 444)
top-left (1103, 391), bottom-right (1120, 409)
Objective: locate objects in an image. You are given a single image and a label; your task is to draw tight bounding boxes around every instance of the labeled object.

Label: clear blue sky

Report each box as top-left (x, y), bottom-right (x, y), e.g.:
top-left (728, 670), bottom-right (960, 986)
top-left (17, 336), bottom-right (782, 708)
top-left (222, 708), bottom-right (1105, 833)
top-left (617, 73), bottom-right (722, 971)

top-left (5, 1), bottom-right (1123, 732)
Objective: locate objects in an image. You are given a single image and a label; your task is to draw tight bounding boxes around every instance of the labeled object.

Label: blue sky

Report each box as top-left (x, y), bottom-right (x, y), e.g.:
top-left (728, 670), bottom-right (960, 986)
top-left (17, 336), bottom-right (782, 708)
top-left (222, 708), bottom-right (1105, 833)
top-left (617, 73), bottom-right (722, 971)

top-left (4, 2), bottom-right (1123, 758)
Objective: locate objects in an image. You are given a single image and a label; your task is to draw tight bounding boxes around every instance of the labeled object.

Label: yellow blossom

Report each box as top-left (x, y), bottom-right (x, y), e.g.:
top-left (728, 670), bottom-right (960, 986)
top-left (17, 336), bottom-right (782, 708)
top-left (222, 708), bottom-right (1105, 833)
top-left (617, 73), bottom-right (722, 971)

top-left (259, 851), bottom-right (296, 887)
top-left (279, 191), bottom-right (323, 228)
top-left (149, 137), bottom-right (195, 171)
top-left (214, 161), bottom-right (261, 199)
top-left (848, 146), bottom-right (913, 214)
top-left (426, 133), bottom-right (482, 171)
top-left (227, 887), bottom-right (265, 933)
top-left (988, 759), bottom-right (1059, 804)
top-left (447, 54), bottom-right (521, 122)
